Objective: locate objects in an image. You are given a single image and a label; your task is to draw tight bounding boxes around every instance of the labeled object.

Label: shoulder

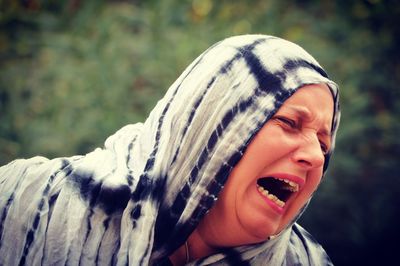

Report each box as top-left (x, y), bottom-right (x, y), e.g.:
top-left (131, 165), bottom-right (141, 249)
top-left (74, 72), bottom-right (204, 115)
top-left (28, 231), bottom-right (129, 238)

top-left (0, 156), bottom-right (55, 189)
top-left (0, 156), bottom-right (83, 202)
top-left (286, 223), bottom-right (334, 266)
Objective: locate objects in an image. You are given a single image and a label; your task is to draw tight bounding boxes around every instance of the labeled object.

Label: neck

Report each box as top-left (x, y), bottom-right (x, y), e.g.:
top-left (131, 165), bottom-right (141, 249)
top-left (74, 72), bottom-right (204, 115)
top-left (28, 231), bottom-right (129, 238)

top-left (187, 228), bottom-right (218, 260)
top-left (169, 244), bottom-right (187, 266)
top-left (169, 229), bottom-right (218, 266)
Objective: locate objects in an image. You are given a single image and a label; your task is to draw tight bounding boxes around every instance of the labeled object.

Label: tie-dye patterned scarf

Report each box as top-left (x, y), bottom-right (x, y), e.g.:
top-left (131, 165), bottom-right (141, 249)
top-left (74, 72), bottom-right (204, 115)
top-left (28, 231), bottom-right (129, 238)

top-left (0, 35), bottom-right (340, 265)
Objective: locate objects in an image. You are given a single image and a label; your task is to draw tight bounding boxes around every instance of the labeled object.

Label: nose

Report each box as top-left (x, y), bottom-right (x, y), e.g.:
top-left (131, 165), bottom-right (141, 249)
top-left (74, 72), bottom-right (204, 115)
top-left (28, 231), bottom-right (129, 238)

top-left (291, 134), bottom-right (325, 169)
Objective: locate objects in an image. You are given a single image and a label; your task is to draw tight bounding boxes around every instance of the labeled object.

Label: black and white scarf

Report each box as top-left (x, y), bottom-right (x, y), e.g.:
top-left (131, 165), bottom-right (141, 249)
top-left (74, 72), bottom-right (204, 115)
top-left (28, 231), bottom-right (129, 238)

top-left (0, 35), bottom-right (340, 265)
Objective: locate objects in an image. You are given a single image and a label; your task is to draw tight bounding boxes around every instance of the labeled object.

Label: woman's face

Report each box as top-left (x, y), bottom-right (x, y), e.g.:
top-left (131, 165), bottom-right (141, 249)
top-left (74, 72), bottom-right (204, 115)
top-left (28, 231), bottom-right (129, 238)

top-left (196, 84), bottom-right (334, 247)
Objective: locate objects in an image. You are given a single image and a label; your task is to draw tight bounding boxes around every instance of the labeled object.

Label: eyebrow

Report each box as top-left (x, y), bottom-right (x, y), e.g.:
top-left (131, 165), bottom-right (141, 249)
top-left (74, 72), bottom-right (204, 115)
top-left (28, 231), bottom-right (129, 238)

top-left (286, 105), bottom-right (332, 137)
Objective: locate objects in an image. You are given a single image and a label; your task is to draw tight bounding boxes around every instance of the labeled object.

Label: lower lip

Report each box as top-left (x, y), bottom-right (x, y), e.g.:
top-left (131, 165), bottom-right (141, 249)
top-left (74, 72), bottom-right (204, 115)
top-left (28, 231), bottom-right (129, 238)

top-left (256, 187), bottom-right (285, 214)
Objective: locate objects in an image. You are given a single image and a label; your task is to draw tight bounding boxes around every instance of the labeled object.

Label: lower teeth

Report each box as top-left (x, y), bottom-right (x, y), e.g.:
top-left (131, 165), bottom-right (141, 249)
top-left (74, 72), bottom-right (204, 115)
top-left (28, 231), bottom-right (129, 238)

top-left (257, 185), bottom-right (285, 207)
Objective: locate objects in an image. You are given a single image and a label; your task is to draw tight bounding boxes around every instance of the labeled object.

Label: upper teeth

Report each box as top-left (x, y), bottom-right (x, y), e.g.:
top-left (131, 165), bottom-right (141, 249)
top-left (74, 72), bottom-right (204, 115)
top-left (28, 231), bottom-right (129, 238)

top-left (279, 178), bottom-right (299, 192)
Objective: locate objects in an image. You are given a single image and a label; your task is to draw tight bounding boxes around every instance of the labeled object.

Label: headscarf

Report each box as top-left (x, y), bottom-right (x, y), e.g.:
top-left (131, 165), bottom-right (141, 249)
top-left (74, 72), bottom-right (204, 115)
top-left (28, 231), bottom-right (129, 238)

top-left (0, 35), bottom-right (340, 265)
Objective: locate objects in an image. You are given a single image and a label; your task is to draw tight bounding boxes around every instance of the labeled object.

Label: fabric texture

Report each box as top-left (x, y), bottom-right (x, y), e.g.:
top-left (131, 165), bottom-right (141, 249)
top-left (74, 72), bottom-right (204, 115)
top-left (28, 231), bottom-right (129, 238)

top-left (0, 35), bottom-right (340, 265)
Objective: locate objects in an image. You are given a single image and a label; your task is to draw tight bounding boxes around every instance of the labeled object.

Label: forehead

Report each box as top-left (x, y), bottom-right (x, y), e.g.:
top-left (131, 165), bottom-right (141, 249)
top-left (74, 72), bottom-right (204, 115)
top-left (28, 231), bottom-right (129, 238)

top-left (279, 84), bottom-right (334, 128)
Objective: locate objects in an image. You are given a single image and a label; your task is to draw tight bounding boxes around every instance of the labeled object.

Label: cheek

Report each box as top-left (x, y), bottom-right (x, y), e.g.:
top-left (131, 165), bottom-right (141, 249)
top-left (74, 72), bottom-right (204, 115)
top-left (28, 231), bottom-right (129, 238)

top-left (278, 172), bottom-right (323, 233)
top-left (300, 169), bottom-right (323, 202)
top-left (246, 129), bottom-right (296, 167)
top-left (264, 129), bottom-right (302, 159)
top-left (307, 169), bottom-right (323, 191)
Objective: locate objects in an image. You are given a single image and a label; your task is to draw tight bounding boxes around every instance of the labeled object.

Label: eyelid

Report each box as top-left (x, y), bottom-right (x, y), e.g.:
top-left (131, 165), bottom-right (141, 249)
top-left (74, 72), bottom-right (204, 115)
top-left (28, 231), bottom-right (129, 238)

top-left (319, 139), bottom-right (331, 155)
top-left (274, 116), bottom-right (297, 128)
top-left (274, 115), bottom-right (330, 155)
top-left (275, 115), bottom-right (331, 154)
top-left (320, 142), bottom-right (328, 154)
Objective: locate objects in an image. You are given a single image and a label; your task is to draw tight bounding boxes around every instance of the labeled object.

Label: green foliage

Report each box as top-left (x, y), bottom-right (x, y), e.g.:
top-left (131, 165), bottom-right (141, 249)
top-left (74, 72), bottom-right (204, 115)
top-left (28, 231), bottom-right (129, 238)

top-left (1, 0), bottom-right (399, 265)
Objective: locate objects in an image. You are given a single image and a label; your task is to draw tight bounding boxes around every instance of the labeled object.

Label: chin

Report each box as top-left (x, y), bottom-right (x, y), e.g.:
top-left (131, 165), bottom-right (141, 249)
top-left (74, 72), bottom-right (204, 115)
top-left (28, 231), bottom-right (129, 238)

top-left (238, 214), bottom-right (282, 244)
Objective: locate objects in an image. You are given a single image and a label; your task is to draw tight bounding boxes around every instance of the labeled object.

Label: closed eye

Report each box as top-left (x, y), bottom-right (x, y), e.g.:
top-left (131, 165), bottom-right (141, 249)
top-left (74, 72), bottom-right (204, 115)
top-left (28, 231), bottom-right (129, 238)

top-left (275, 116), bottom-right (297, 129)
top-left (320, 142), bottom-right (328, 155)
top-left (276, 116), bottom-right (331, 154)
top-left (318, 132), bottom-right (331, 155)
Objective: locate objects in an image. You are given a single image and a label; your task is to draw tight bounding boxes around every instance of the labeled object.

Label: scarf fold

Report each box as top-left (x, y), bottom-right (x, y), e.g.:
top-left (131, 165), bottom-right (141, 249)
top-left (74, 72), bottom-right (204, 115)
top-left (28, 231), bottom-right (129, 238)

top-left (0, 35), bottom-right (339, 265)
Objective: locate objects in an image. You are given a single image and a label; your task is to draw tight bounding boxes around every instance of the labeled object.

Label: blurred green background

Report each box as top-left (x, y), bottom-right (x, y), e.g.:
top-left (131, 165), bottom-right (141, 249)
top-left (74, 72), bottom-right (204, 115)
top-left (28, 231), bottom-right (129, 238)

top-left (1, 0), bottom-right (399, 265)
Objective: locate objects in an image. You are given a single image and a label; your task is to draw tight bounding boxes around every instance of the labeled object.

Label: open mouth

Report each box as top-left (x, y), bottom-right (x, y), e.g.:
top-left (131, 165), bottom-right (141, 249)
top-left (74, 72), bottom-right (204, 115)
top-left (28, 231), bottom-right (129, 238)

top-left (256, 176), bottom-right (300, 209)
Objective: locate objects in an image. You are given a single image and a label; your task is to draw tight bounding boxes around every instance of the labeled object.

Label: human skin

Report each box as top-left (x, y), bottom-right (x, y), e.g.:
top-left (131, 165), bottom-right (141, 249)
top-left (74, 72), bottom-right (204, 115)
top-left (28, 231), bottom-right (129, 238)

top-left (178, 84), bottom-right (334, 261)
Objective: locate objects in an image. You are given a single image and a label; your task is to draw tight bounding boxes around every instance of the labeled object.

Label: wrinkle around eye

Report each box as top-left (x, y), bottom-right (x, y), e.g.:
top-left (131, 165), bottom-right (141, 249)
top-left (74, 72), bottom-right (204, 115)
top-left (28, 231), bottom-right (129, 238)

top-left (318, 133), bottom-right (332, 155)
top-left (320, 142), bottom-right (329, 155)
top-left (273, 116), bottom-right (299, 130)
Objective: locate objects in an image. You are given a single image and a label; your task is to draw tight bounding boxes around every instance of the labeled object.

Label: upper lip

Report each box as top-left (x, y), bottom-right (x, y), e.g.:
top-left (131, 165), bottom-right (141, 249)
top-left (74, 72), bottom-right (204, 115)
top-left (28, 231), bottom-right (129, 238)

top-left (263, 173), bottom-right (305, 189)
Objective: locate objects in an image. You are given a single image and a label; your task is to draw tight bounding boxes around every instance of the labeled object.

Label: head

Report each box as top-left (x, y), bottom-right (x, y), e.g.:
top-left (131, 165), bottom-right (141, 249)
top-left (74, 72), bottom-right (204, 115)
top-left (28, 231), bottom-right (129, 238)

top-left (150, 35), bottom-right (340, 258)
top-left (195, 83), bottom-right (335, 247)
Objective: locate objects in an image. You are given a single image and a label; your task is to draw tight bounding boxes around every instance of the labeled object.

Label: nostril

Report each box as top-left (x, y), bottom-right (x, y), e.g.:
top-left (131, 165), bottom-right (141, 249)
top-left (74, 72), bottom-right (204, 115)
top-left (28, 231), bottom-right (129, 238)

top-left (297, 159), bottom-right (312, 167)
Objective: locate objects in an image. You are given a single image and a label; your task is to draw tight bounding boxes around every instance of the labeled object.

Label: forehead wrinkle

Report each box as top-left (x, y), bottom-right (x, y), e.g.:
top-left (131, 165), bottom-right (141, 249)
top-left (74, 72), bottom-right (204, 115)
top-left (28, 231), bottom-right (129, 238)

top-left (285, 105), bottom-right (332, 136)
